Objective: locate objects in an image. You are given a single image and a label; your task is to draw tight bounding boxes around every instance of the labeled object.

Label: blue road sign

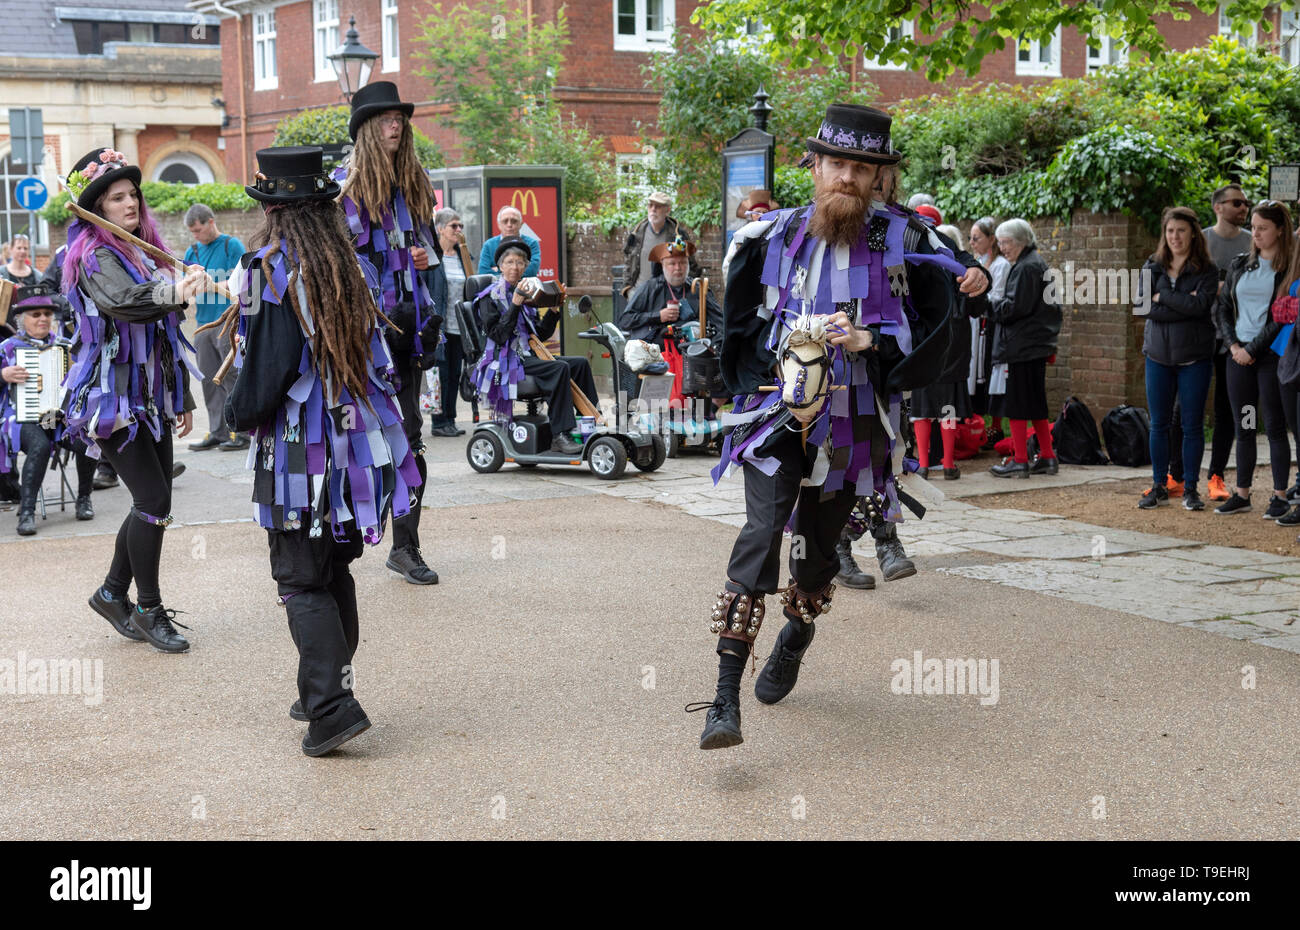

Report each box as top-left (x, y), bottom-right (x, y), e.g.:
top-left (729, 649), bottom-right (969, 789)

top-left (15, 177), bottom-right (48, 211)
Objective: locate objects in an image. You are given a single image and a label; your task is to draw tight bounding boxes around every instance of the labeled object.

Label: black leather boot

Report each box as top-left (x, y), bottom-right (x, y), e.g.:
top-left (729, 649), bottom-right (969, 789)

top-left (386, 544), bottom-right (439, 584)
top-left (129, 604), bottom-right (190, 653)
top-left (302, 699), bottom-right (371, 757)
top-left (755, 619), bottom-right (816, 705)
top-left (88, 587), bottom-right (144, 642)
top-left (75, 495), bottom-right (94, 521)
top-left (834, 533), bottom-right (875, 589)
top-left (16, 508), bottom-right (35, 536)
top-left (872, 520), bottom-right (917, 581)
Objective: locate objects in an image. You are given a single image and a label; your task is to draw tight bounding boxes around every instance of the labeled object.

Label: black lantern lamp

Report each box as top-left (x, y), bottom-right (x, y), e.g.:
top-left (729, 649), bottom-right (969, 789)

top-left (328, 16), bottom-right (380, 101)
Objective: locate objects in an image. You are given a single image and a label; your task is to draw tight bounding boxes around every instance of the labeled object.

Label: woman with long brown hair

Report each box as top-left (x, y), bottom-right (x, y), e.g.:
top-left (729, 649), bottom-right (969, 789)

top-left (219, 146), bottom-right (419, 757)
top-left (1137, 206), bottom-right (1219, 510)
top-left (1211, 200), bottom-right (1293, 515)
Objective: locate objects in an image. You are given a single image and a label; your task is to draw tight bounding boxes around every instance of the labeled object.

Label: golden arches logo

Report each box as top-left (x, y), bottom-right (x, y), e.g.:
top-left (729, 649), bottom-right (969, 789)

top-left (509, 189), bottom-right (539, 217)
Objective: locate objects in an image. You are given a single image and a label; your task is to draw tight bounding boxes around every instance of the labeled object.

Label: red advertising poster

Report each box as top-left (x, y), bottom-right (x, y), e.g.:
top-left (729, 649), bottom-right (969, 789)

top-left (488, 184), bottom-right (561, 281)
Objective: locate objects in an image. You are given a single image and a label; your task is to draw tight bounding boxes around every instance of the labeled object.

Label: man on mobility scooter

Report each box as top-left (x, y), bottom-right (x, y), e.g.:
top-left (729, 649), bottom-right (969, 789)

top-left (618, 236), bottom-right (726, 454)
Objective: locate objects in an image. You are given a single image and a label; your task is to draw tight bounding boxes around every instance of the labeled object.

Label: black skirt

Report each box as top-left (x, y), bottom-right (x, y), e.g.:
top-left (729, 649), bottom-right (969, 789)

top-left (989, 357), bottom-right (1049, 420)
top-left (910, 381), bottom-right (972, 420)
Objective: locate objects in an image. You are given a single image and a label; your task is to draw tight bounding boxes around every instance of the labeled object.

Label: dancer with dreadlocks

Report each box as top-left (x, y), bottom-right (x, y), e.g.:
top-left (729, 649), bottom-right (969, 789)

top-left (218, 146), bottom-right (419, 757)
top-left (333, 81), bottom-right (442, 586)
top-left (62, 148), bottom-right (210, 652)
top-left (686, 105), bottom-right (990, 750)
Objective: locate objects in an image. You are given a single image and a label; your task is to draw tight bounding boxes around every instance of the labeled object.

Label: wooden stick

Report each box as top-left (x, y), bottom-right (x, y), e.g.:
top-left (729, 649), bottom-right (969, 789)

top-left (67, 201), bottom-right (233, 301)
top-left (0, 280), bottom-right (13, 322)
top-left (695, 276), bottom-right (709, 335)
top-left (528, 333), bottom-right (605, 425)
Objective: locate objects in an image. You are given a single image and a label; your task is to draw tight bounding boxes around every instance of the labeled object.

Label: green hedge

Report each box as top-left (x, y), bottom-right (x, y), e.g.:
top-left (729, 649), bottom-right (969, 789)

top-left (41, 181), bottom-right (256, 225)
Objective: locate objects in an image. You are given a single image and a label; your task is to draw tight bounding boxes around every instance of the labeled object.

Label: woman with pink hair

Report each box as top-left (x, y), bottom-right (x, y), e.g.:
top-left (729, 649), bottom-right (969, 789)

top-left (61, 148), bottom-right (211, 653)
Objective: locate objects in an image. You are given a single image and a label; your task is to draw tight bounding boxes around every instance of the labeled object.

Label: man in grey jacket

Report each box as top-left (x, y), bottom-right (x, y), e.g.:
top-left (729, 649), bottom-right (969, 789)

top-left (621, 191), bottom-right (703, 296)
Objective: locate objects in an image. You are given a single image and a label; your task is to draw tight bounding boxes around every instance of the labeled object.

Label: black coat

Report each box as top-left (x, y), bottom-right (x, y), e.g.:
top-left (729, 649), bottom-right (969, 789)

top-left (988, 244), bottom-right (1061, 364)
top-left (1211, 252), bottom-right (1286, 359)
top-left (618, 274), bottom-right (717, 343)
top-left (474, 288), bottom-right (559, 348)
top-left (719, 208), bottom-right (972, 396)
top-left (1136, 257), bottom-right (1217, 366)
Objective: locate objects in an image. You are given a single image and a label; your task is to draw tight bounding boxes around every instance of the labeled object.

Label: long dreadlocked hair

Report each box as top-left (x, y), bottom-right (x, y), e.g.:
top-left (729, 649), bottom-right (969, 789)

top-left (340, 116), bottom-right (433, 229)
top-left (199, 199), bottom-right (392, 411)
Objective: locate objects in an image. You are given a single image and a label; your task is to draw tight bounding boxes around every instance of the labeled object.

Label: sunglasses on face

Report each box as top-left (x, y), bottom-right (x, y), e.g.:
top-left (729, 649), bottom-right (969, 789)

top-left (447, 222), bottom-right (464, 229)
top-left (25, 310), bottom-right (53, 318)
top-left (1219, 198), bottom-right (1250, 208)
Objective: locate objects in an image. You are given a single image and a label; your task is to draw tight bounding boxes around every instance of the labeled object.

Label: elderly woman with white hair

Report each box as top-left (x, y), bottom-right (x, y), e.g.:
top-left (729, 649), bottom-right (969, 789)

top-left (986, 218), bottom-right (1063, 478)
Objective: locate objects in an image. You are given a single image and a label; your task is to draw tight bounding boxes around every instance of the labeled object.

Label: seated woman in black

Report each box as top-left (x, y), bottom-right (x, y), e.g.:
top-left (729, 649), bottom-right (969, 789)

top-left (470, 237), bottom-right (599, 454)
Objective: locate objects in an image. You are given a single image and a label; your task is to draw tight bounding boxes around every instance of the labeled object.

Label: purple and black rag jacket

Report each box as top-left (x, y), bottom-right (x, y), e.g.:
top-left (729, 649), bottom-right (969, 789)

top-left (713, 202), bottom-right (967, 522)
top-left (231, 242), bottom-right (421, 544)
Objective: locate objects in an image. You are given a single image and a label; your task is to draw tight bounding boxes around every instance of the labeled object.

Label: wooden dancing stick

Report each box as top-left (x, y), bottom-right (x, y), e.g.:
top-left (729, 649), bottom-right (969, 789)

top-left (0, 279), bottom-right (14, 322)
top-left (695, 276), bottom-right (709, 335)
top-left (67, 201), bottom-right (234, 302)
top-left (527, 333), bottom-right (605, 425)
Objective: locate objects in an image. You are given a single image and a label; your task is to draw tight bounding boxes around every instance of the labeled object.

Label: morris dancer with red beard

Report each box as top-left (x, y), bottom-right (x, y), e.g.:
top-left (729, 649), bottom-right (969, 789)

top-left (687, 105), bottom-right (990, 750)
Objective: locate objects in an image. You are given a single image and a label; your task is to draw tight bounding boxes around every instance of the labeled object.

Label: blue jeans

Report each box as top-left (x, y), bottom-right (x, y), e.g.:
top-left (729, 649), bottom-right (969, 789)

top-left (1145, 356), bottom-right (1212, 488)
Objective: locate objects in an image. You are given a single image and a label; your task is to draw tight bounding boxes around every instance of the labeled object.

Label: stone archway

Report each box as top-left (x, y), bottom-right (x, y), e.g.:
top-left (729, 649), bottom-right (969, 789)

top-left (142, 137), bottom-right (226, 184)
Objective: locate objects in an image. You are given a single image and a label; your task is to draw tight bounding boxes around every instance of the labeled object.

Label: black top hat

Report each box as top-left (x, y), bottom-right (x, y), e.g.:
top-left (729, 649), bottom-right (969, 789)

top-left (493, 236), bottom-right (532, 268)
top-left (348, 81), bottom-right (415, 141)
top-left (806, 104), bottom-right (902, 165)
top-left (68, 147), bottom-right (143, 210)
top-left (6, 281), bottom-right (60, 328)
top-left (246, 146), bottom-right (340, 205)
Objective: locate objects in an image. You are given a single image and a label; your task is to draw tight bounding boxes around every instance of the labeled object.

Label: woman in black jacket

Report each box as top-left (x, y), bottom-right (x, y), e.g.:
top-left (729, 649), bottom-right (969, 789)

top-left (986, 219), bottom-right (1063, 478)
top-left (1210, 201), bottom-right (1293, 516)
top-left (1137, 207), bottom-right (1219, 510)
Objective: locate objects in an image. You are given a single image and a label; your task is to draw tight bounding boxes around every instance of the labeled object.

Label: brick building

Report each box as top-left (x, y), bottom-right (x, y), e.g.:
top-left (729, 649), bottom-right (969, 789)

top-left (1, 0), bottom-right (225, 262)
top-left (191, 1), bottom-right (1300, 187)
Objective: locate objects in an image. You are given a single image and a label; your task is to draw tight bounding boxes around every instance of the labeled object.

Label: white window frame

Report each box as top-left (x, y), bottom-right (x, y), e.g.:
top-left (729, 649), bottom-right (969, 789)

top-left (864, 20), bottom-right (914, 70)
top-left (615, 151), bottom-right (656, 209)
top-left (313, 0), bottom-right (340, 84)
top-left (381, 0), bottom-right (399, 73)
top-left (1015, 28), bottom-right (1061, 77)
top-left (1219, 5), bottom-right (1257, 47)
top-left (1279, 9), bottom-right (1300, 66)
top-left (252, 7), bottom-right (278, 90)
top-left (153, 152), bottom-right (215, 185)
top-left (1085, 34), bottom-right (1128, 71)
top-left (612, 0), bottom-right (674, 53)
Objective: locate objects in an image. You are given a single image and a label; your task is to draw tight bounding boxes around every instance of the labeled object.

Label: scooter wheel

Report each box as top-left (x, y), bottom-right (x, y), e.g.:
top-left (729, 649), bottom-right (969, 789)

top-left (467, 432), bottom-right (505, 473)
top-left (634, 435), bottom-right (666, 472)
top-left (587, 436), bottom-right (628, 480)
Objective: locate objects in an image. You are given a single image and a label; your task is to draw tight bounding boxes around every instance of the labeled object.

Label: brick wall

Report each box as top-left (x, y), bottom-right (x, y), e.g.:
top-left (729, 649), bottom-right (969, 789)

top-left (567, 220), bottom-right (724, 293)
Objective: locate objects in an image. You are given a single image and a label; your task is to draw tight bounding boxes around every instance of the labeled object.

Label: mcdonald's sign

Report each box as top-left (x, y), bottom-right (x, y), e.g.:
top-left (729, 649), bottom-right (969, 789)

top-left (490, 183), bottom-right (560, 281)
top-left (510, 188), bottom-right (539, 217)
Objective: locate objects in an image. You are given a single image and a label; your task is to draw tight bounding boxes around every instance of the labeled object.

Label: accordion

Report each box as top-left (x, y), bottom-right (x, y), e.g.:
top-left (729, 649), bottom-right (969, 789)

top-left (12, 344), bottom-right (69, 424)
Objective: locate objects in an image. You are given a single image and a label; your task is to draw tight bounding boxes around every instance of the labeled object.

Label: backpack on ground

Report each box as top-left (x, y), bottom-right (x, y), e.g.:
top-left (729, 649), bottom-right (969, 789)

top-left (1101, 404), bottom-right (1150, 467)
top-left (1053, 396), bottom-right (1109, 465)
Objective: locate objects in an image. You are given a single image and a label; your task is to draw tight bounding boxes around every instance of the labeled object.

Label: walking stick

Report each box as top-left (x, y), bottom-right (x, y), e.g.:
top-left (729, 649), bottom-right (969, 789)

top-left (528, 330), bottom-right (606, 425)
top-left (695, 276), bottom-right (709, 336)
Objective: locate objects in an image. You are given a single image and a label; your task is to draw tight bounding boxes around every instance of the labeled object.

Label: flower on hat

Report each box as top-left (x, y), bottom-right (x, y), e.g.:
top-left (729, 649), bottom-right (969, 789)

top-left (66, 150), bottom-right (130, 198)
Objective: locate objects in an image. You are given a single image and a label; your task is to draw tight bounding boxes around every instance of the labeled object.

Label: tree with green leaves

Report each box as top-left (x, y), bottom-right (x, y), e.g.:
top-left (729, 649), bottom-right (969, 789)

top-left (642, 29), bottom-right (876, 204)
top-left (413, 1), bottom-right (614, 212)
top-left (693, 0), bottom-right (1285, 81)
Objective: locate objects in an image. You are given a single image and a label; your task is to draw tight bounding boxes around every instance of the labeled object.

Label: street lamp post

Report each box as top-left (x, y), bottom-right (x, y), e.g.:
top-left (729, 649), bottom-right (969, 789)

top-left (328, 16), bottom-right (379, 102)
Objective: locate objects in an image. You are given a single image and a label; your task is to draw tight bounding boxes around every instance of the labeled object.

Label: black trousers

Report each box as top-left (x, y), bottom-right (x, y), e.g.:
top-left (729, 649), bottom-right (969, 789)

top-left (1225, 352), bottom-right (1290, 492)
top-left (267, 523), bottom-right (365, 720)
top-left (521, 354), bottom-right (598, 435)
top-left (725, 412), bottom-right (889, 598)
top-left (390, 354), bottom-right (426, 552)
top-left (430, 338), bottom-right (464, 429)
top-left (15, 424), bottom-right (95, 508)
top-left (98, 428), bottom-right (174, 606)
